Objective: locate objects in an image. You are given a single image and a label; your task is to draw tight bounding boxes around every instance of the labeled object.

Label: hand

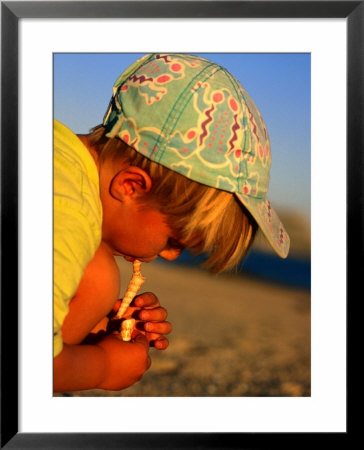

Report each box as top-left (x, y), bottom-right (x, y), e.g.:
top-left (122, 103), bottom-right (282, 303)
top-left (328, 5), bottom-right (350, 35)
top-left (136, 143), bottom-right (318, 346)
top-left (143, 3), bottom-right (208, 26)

top-left (96, 332), bottom-right (151, 391)
top-left (134, 292), bottom-right (173, 350)
top-left (110, 292), bottom-right (172, 350)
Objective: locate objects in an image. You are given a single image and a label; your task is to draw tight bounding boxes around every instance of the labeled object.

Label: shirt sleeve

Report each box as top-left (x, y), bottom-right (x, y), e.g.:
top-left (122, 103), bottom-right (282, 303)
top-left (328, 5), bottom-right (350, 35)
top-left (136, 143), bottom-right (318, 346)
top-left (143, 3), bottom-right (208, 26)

top-left (53, 122), bottom-right (102, 357)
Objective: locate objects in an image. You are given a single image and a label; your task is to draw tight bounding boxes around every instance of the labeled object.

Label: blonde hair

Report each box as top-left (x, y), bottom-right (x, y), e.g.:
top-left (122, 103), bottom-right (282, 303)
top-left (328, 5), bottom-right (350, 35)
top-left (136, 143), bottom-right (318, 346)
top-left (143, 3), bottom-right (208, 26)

top-left (88, 125), bottom-right (257, 272)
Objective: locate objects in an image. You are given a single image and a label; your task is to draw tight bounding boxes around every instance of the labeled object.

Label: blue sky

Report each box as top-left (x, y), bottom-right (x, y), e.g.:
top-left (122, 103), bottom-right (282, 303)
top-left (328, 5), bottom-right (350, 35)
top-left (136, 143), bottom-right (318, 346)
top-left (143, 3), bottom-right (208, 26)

top-left (53, 53), bottom-right (311, 218)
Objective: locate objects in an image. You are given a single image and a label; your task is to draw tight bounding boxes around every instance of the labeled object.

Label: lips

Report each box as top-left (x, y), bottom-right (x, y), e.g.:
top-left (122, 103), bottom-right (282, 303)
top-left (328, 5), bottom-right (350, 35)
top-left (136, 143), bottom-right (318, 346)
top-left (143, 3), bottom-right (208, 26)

top-left (123, 255), bottom-right (136, 262)
top-left (123, 254), bottom-right (158, 263)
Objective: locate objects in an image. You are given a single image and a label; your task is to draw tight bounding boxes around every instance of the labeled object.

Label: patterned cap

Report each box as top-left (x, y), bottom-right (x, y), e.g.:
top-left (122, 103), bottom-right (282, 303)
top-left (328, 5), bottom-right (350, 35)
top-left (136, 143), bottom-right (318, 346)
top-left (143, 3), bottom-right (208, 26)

top-left (103, 53), bottom-right (290, 258)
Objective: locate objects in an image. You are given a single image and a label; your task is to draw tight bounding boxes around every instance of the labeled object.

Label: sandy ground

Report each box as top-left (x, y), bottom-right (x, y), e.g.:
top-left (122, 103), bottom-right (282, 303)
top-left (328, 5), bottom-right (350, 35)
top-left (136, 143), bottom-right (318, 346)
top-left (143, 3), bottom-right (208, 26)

top-left (60, 257), bottom-right (310, 398)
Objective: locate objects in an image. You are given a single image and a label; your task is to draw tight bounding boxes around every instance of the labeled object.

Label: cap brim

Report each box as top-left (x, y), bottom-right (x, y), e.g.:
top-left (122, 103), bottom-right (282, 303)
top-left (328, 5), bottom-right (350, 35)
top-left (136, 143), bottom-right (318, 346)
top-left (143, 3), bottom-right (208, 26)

top-left (235, 193), bottom-right (290, 258)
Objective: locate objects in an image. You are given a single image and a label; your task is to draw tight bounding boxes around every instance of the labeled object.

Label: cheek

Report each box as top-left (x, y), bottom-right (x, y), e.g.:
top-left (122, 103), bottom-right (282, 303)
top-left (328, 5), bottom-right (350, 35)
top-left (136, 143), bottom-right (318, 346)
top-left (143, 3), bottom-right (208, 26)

top-left (107, 225), bottom-right (165, 257)
top-left (102, 207), bottom-right (172, 257)
top-left (134, 227), bottom-right (167, 253)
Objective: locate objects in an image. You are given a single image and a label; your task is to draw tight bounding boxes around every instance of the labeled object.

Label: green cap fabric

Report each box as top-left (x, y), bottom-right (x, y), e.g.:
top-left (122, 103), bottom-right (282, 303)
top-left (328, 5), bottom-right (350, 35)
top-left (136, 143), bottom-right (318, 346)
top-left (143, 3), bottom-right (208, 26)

top-left (103, 53), bottom-right (290, 258)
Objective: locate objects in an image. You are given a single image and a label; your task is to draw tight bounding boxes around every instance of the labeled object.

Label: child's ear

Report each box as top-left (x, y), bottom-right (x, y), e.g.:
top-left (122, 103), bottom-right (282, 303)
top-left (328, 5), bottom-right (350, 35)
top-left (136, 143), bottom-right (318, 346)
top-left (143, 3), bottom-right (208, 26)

top-left (109, 167), bottom-right (152, 201)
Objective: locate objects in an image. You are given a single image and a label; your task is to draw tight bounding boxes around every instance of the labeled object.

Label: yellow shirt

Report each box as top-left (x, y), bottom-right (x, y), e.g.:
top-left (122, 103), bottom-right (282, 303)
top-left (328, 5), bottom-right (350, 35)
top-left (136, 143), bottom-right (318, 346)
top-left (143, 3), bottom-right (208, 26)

top-left (53, 120), bottom-right (102, 357)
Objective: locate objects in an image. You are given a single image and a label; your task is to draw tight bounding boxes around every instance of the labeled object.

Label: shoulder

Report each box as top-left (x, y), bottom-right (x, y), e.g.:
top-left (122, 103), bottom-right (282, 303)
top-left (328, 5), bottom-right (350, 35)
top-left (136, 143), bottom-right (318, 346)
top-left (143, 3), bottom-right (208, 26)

top-left (54, 119), bottom-right (100, 206)
top-left (86, 243), bottom-right (120, 284)
top-left (92, 243), bottom-right (119, 272)
top-left (76, 243), bottom-right (120, 302)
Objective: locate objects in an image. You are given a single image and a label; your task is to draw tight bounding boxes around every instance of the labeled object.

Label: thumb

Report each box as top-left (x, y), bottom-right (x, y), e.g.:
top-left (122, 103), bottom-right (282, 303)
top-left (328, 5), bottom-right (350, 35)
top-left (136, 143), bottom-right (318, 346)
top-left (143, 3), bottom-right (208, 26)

top-left (132, 332), bottom-right (151, 370)
top-left (132, 331), bottom-right (149, 351)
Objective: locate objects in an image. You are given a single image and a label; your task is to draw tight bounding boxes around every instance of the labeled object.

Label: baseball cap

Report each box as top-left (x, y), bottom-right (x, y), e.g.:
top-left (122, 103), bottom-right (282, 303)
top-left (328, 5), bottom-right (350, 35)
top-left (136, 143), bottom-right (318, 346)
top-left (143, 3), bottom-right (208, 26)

top-left (103, 53), bottom-right (290, 258)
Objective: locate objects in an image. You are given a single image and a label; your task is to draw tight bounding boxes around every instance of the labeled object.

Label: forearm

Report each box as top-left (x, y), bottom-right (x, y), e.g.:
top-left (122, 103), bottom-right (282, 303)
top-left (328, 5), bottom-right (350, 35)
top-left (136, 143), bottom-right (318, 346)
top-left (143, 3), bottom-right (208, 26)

top-left (53, 342), bottom-right (107, 392)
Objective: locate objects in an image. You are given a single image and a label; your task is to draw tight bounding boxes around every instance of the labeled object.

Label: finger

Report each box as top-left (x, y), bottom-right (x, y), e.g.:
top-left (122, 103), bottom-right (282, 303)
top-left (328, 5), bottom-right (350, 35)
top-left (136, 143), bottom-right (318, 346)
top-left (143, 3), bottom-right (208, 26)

top-left (145, 332), bottom-right (169, 344)
top-left (111, 299), bottom-right (122, 313)
top-left (144, 321), bottom-right (172, 335)
top-left (134, 292), bottom-right (160, 308)
top-left (109, 301), bottom-right (137, 320)
top-left (111, 306), bottom-right (138, 321)
top-left (139, 307), bottom-right (167, 322)
top-left (151, 337), bottom-right (169, 350)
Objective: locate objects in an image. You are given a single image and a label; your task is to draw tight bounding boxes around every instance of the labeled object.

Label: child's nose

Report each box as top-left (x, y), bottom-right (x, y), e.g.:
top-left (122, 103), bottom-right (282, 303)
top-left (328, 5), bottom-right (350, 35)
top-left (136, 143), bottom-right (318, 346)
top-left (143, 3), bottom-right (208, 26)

top-left (159, 247), bottom-right (183, 261)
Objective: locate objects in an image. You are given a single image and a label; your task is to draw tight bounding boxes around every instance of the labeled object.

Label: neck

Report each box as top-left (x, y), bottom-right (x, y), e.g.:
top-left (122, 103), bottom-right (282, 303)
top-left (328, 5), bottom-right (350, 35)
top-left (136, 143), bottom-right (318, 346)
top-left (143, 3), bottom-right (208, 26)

top-left (77, 134), bottom-right (100, 170)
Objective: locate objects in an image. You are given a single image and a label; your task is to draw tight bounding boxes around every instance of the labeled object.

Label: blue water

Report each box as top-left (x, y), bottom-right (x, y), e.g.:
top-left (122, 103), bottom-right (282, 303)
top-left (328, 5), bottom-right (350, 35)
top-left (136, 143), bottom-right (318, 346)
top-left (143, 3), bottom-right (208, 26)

top-left (240, 250), bottom-right (311, 289)
top-left (159, 249), bottom-right (311, 290)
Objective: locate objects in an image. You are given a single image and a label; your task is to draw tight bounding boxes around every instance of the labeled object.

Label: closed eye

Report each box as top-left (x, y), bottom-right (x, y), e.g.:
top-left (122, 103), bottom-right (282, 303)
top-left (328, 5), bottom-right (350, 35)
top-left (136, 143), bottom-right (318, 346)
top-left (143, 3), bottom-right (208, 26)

top-left (167, 238), bottom-right (184, 251)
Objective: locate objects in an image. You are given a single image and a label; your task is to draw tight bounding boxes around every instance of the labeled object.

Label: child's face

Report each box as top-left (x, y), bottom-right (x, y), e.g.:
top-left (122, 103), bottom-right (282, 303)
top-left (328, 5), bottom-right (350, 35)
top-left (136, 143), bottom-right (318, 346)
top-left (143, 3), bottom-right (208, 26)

top-left (102, 201), bottom-right (184, 263)
top-left (99, 160), bottom-right (185, 263)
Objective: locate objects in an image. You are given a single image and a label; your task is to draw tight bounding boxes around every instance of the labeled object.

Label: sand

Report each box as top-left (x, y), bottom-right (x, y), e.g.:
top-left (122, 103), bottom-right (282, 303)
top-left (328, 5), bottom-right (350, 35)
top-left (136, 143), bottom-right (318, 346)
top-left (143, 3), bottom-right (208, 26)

top-left (62, 257), bottom-right (310, 397)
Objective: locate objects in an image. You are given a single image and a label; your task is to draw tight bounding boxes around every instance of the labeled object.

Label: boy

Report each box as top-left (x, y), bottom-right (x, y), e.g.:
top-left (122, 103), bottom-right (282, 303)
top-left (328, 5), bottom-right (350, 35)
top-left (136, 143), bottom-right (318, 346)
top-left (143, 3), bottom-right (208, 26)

top-left (53, 53), bottom-right (290, 393)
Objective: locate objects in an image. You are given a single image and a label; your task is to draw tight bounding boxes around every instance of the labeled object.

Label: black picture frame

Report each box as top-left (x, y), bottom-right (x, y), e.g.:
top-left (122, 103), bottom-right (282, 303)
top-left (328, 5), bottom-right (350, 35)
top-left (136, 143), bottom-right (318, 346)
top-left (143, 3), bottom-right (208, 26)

top-left (1, 1), bottom-right (360, 448)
